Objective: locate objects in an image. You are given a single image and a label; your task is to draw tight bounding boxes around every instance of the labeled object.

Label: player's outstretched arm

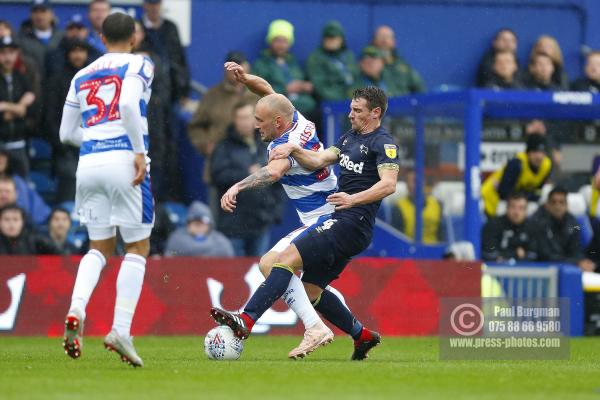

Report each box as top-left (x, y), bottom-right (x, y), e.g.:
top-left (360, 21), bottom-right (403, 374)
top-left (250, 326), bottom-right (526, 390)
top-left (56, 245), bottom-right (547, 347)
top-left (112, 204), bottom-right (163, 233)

top-left (221, 158), bottom-right (290, 212)
top-left (327, 168), bottom-right (398, 210)
top-left (270, 143), bottom-right (339, 171)
top-left (224, 62), bottom-right (275, 97)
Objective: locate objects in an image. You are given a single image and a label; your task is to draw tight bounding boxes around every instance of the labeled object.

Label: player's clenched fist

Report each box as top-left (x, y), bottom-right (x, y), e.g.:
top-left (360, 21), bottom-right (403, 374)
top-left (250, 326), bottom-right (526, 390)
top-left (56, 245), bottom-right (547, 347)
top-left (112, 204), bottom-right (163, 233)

top-left (221, 185), bottom-right (240, 212)
top-left (224, 62), bottom-right (248, 84)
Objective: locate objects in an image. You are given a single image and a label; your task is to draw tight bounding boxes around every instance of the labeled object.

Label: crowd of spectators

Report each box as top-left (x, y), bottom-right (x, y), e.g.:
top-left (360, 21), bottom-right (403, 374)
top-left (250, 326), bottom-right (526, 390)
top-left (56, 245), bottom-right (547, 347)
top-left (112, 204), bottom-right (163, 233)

top-left (0, 2), bottom-right (599, 264)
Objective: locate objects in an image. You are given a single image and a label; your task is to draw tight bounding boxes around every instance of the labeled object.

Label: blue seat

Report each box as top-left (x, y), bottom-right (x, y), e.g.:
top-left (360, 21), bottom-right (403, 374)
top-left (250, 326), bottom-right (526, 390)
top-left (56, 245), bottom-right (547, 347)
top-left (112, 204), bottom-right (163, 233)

top-left (28, 171), bottom-right (56, 196)
top-left (163, 201), bottom-right (188, 227)
top-left (576, 215), bottom-right (593, 248)
top-left (29, 138), bottom-right (53, 161)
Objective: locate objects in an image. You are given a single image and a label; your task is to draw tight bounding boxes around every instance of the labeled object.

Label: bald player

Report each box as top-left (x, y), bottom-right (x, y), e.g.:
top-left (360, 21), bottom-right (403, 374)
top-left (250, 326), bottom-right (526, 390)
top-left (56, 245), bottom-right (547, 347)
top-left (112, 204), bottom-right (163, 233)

top-left (216, 62), bottom-right (343, 359)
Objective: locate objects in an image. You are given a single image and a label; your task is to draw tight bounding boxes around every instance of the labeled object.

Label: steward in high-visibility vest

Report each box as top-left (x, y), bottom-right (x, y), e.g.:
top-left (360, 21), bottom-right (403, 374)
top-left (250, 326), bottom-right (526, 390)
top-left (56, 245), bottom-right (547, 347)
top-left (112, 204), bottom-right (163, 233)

top-left (481, 134), bottom-right (552, 217)
top-left (391, 171), bottom-right (442, 243)
top-left (591, 156), bottom-right (600, 218)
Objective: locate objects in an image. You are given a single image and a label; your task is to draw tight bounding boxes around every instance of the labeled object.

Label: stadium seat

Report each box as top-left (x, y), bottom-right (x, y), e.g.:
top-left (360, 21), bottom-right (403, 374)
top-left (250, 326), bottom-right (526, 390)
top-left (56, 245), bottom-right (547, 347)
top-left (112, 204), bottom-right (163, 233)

top-left (28, 138), bottom-right (52, 161)
top-left (567, 193), bottom-right (587, 216)
top-left (432, 181), bottom-right (464, 205)
top-left (28, 171), bottom-right (56, 203)
top-left (576, 215), bottom-right (594, 248)
top-left (538, 183), bottom-right (554, 204)
top-left (164, 202), bottom-right (188, 227)
top-left (579, 184), bottom-right (592, 207)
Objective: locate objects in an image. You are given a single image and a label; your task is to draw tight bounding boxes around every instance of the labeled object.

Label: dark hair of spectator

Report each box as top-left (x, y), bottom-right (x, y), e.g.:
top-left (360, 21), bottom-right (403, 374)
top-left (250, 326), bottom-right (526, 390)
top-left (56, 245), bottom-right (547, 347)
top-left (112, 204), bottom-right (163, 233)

top-left (529, 51), bottom-right (552, 66)
top-left (548, 186), bottom-right (568, 200)
top-left (507, 191), bottom-right (528, 204)
top-left (49, 207), bottom-right (71, 222)
top-left (102, 13), bottom-right (135, 44)
top-left (225, 51), bottom-right (247, 65)
top-left (0, 147), bottom-right (14, 176)
top-left (0, 204), bottom-right (24, 219)
top-left (232, 100), bottom-right (254, 115)
top-left (494, 28), bottom-right (517, 41)
top-left (352, 86), bottom-right (388, 118)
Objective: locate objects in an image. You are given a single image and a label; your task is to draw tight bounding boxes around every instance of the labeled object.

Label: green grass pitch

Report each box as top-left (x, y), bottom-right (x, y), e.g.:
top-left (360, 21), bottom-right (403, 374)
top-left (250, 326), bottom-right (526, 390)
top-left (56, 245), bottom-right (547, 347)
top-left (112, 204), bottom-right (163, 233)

top-left (1, 336), bottom-right (600, 400)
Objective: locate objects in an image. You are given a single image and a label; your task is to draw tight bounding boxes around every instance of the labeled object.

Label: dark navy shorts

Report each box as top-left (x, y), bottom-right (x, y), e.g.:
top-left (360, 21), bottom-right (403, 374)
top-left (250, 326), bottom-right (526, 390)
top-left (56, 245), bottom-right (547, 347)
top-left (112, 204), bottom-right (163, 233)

top-left (293, 216), bottom-right (371, 288)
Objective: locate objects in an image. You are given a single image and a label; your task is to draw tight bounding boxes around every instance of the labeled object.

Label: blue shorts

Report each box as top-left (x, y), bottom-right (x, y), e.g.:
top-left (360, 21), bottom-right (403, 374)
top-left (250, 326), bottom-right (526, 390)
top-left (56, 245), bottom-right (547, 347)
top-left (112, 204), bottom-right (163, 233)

top-left (292, 215), bottom-right (371, 288)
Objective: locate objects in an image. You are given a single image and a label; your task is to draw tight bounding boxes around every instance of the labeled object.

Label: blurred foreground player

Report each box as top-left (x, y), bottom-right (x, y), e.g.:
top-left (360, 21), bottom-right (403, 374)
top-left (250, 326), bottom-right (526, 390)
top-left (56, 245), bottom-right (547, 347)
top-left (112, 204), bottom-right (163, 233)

top-left (212, 85), bottom-right (399, 360)
top-left (59, 13), bottom-right (155, 367)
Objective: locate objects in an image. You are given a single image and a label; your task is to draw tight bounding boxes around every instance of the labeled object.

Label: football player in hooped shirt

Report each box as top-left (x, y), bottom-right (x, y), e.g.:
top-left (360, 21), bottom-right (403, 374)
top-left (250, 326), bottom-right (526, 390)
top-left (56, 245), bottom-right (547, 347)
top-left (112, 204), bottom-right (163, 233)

top-left (211, 86), bottom-right (399, 360)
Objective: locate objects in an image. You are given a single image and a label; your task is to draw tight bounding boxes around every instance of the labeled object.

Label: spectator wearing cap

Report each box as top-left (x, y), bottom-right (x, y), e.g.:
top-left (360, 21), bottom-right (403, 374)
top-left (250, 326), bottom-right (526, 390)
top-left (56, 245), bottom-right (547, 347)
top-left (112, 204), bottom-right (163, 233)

top-left (189, 51), bottom-right (259, 159)
top-left (17, 0), bottom-right (63, 78)
top-left (306, 21), bottom-right (357, 102)
top-left (350, 46), bottom-right (405, 97)
top-left (0, 148), bottom-right (49, 225)
top-left (86, 0), bottom-right (110, 54)
top-left (45, 14), bottom-right (101, 78)
top-left (532, 187), bottom-right (596, 272)
top-left (0, 204), bottom-right (57, 255)
top-left (211, 101), bottom-right (286, 256)
top-left (0, 36), bottom-right (36, 177)
top-left (45, 39), bottom-right (93, 203)
top-left (0, 20), bottom-right (41, 111)
top-left (372, 25), bottom-right (425, 94)
top-left (481, 134), bottom-right (552, 217)
top-left (164, 201), bottom-right (234, 257)
top-left (141, 0), bottom-right (190, 103)
top-left (253, 19), bottom-right (316, 115)
top-left (46, 207), bottom-right (80, 255)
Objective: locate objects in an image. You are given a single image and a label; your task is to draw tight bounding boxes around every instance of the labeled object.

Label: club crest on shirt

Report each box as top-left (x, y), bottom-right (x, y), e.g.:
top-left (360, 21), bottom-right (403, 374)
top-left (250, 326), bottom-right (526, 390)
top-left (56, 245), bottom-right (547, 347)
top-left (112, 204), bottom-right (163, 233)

top-left (360, 144), bottom-right (369, 155)
top-left (384, 144), bottom-right (397, 159)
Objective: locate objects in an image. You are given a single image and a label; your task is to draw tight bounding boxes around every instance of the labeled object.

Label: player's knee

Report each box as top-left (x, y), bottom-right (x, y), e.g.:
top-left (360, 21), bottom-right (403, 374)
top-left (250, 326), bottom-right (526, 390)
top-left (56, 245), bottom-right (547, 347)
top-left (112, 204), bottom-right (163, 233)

top-left (259, 252), bottom-right (277, 278)
top-left (124, 239), bottom-right (150, 258)
top-left (303, 282), bottom-right (323, 304)
top-left (273, 245), bottom-right (302, 271)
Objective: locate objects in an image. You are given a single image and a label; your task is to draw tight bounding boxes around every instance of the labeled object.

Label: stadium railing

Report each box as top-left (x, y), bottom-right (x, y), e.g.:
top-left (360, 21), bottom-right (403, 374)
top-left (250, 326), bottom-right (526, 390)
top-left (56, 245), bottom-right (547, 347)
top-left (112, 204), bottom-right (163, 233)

top-left (322, 89), bottom-right (600, 259)
top-left (485, 263), bottom-right (584, 336)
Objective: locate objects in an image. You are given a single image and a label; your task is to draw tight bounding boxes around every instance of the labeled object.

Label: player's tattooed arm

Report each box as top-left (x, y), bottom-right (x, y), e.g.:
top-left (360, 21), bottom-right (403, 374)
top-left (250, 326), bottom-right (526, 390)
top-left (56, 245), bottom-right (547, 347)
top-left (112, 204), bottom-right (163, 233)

top-left (237, 167), bottom-right (276, 191)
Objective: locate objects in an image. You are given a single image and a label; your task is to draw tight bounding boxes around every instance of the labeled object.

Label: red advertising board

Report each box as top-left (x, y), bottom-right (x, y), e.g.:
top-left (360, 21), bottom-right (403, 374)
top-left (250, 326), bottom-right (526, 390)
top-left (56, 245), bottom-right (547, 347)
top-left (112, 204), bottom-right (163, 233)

top-left (0, 256), bottom-right (480, 336)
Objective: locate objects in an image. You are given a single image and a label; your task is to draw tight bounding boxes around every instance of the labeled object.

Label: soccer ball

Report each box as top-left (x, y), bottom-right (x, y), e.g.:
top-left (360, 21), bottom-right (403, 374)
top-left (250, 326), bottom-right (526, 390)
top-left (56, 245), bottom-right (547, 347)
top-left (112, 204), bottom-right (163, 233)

top-left (204, 325), bottom-right (244, 360)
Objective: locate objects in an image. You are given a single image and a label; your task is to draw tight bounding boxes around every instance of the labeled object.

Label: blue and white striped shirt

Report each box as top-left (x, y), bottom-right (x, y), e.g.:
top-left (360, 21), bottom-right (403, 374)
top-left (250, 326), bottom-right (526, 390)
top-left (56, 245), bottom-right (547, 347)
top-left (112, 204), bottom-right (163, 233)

top-left (268, 111), bottom-right (337, 225)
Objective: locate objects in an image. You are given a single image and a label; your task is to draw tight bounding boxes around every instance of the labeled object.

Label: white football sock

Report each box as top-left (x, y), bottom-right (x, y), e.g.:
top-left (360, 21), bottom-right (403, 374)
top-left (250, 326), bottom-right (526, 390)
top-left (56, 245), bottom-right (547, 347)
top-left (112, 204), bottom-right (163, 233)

top-left (282, 275), bottom-right (321, 329)
top-left (112, 254), bottom-right (146, 338)
top-left (69, 249), bottom-right (106, 319)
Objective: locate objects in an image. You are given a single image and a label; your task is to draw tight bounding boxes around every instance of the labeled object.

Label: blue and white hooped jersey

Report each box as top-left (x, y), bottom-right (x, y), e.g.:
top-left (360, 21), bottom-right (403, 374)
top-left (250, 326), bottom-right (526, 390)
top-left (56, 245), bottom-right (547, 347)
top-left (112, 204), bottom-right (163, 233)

top-left (65, 53), bottom-right (154, 167)
top-left (268, 111), bottom-right (337, 225)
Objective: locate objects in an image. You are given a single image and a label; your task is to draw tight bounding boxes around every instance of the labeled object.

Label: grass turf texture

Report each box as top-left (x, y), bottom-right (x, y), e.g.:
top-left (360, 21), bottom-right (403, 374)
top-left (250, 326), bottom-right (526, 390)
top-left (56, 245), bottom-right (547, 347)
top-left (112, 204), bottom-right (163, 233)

top-left (1, 336), bottom-right (600, 399)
